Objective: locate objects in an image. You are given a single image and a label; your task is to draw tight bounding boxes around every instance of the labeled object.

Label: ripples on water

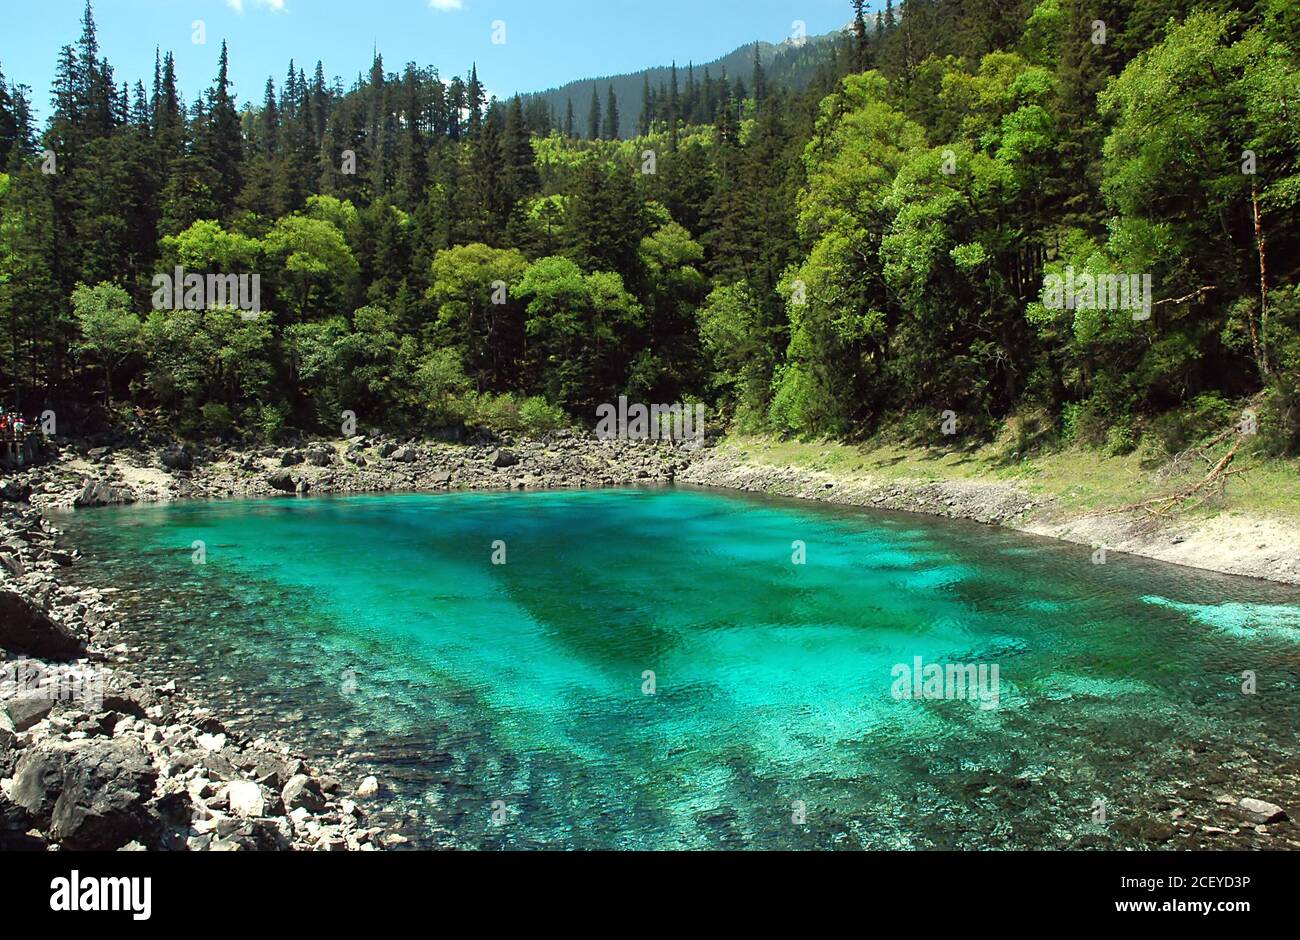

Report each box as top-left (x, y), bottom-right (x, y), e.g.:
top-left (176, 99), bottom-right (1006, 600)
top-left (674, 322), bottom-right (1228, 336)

top-left (56, 488), bottom-right (1300, 850)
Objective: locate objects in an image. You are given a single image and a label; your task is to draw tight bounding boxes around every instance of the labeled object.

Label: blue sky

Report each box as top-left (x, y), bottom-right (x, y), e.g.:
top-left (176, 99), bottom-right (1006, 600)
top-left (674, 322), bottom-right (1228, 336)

top-left (4, 0), bottom-right (856, 119)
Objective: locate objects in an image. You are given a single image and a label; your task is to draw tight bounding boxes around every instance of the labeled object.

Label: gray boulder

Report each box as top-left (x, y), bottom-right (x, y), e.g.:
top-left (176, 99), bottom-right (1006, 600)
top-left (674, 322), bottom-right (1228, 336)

top-left (306, 446), bottom-right (334, 467)
top-left (49, 738), bottom-right (159, 850)
top-left (488, 449), bottom-right (519, 469)
top-left (1, 692), bottom-right (55, 732)
top-left (282, 773), bottom-right (327, 813)
top-left (160, 448), bottom-right (194, 471)
top-left (0, 589), bottom-right (87, 660)
top-left (267, 470), bottom-right (298, 493)
top-left (1, 481), bottom-right (31, 503)
top-left (1239, 798), bottom-right (1289, 824)
top-left (11, 742), bottom-right (74, 823)
top-left (73, 480), bottom-right (136, 508)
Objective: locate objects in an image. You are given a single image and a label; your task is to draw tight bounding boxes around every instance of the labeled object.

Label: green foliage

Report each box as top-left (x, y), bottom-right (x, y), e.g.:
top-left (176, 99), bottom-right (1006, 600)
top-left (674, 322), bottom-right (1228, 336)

top-left (140, 306), bottom-right (274, 436)
top-left (71, 281), bottom-right (142, 401)
top-left (427, 243), bottom-right (529, 391)
top-left (3, 1), bottom-right (1299, 458)
top-left (263, 214), bottom-right (359, 318)
top-left (1149, 393), bottom-right (1239, 455)
top-left (517, 255), bottom-right (643, 412)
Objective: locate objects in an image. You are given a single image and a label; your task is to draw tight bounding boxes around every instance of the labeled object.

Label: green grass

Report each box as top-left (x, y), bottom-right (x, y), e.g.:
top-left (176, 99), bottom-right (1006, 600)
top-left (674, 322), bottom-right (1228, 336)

top-left (718, 434), bottom-right (1300, 521)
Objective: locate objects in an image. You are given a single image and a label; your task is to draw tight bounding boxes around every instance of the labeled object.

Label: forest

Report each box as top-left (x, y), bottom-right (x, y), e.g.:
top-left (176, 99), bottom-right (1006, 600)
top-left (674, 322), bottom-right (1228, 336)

top-left (0, 0), bottom-right (1297, 458)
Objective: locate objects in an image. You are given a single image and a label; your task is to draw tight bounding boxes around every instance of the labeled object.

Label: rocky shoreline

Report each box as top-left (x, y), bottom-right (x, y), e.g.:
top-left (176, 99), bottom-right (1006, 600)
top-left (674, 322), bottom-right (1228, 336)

top-left (680, 448), bottom-right (1300, 586)
top-left (0, 432), bottom-right (694, 852)
top-left (3, 432), bottom-right (1296, 852)
top-left (0, 501), bottom-right (405, 851)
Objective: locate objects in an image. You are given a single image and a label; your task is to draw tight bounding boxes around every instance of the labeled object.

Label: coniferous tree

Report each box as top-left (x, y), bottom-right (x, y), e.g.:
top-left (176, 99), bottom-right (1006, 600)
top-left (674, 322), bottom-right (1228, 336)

top-left (502, 96), bottom-right (539, 207)
top-left (197, 41), bottom-right (243, 216)
top-left (0, 67), bottom-right (26, 167)
top-left (852, 0), bottom-right (870, 71)
top-left (639, 75), bottom-right (652, 136)
top-left (751, 45), bottom-right (767, 104)
top-left (587, 86), bottom-right (601, 140)
top-left (603, 86), bottom-right (620, 140)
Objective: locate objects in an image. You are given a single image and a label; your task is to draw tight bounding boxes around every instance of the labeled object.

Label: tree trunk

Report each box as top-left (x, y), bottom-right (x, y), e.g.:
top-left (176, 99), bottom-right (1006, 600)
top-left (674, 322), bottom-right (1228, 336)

top-left (1251, 180), bottom-right (1272, 380)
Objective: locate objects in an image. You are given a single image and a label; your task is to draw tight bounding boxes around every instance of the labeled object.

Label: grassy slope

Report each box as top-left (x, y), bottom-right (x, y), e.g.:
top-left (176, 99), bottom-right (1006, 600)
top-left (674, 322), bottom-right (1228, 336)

top-left (718, 434), bottom-right (1300, 521)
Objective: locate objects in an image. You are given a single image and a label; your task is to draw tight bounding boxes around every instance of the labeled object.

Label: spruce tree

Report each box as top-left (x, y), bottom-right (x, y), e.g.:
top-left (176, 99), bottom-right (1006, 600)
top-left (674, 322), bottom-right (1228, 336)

top-left (639, 75), bottom-right (652, 137)
top-left (198, 41), bottom-right (243, 216)
top-left (603, 86), bottom-right (620, 140)
top-left (587, 86), bottom-right (601, 140)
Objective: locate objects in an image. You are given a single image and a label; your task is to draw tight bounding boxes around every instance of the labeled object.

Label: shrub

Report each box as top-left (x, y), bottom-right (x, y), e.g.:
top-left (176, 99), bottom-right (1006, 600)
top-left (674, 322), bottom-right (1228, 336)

top-left (518, 397), bottom-right (569, 434)
top-left (256, 404), bottom-right (287, 442)
top-left (1105, 417), bottom-right (1137, 456)
top-left (1148, 393), bottom-right (1238, 455)
top-left (200, 403), bottom-right (235, 437)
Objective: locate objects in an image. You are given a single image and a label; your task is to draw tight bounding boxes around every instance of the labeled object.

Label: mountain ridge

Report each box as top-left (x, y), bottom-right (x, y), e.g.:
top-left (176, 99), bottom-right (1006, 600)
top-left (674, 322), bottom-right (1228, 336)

top-left (521, 29), bottom-right (844, 136)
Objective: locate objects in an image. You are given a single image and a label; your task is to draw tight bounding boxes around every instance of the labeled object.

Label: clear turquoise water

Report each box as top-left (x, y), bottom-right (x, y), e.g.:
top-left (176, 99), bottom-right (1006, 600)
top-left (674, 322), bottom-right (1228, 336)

top-left (57, 488), bottom-right (1300, 849)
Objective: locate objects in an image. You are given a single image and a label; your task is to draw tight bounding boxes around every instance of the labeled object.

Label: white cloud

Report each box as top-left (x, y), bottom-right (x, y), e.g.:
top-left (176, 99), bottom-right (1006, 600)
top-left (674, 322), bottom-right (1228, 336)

top-left (227, 0), bottom-right (288, 13)
top-left (428, 0), bottom-right (464, 11)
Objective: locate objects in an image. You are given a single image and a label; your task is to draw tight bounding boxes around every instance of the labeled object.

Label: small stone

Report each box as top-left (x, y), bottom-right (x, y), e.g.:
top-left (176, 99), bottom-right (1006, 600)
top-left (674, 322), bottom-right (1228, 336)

top-left (227, 780), bottom-right (266, 818)
top-left (196, 733), bottom-right (226, 752)
top-left (282, 774), bottom-right (327, 813)
top-left (1239, 798), bottom-right (1288, 824)
top-left (356, 775), bottom-right (380, 799)
top-left (1, 693), bottom-right (55, 732)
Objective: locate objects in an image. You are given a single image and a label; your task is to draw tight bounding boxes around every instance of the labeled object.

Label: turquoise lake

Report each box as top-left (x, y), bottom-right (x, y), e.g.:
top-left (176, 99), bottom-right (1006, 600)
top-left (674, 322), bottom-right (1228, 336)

top-left (56, 488), bottom-right (1300, 850)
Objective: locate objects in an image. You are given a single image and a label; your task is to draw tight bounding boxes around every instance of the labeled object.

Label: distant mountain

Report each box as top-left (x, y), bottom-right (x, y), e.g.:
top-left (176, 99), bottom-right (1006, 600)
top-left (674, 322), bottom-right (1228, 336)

top-left (523, 30), bottom-right (844, 138)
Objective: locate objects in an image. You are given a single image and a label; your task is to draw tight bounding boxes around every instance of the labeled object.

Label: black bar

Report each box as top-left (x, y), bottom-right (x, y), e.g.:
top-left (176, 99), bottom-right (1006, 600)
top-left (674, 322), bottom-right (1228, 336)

top-left (0, 851), bottom-right (1286, 928)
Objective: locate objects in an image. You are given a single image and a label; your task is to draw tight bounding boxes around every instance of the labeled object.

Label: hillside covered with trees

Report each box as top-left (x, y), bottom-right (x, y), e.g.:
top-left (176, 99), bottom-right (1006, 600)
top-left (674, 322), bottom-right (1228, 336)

top-left (0, 0), bottom-right (1297, 459)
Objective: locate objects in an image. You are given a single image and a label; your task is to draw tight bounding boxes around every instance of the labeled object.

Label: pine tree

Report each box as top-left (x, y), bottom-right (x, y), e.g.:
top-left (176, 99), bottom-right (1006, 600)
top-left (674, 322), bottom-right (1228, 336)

top-left (852, 0), bottom-right (870, 72)
top-left (464, 107), bottom-right (508, 244)
top-left (466, 64), bottom-right (485, 137)
top-left (396, 64), bottom-right (428, 213)
top-left (751, 44), bottom-right (767, 104)
top-left (587, 86), bottom-right (601, 140)
top-left (310, 61), bottom-right (329, 147)
top-left (502, 95), bottom-right (539, 206)
top-left (75, 1), bottom-right (113, 140)
top-left (639, 75), bottom-right (652, 137)
top-left (603, 85), bottom-right (620, 140)
top-left (259, 77), bottom-right (280, 153)
top-left (0, 67), bottom-right (22, 167)
top-left (668, 62), bottom-right (680, 152)
top-left (198, 41), bottom-right (243, 215)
